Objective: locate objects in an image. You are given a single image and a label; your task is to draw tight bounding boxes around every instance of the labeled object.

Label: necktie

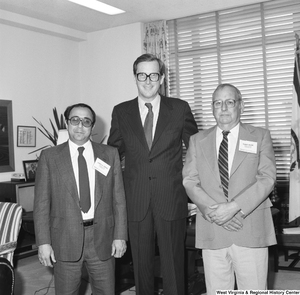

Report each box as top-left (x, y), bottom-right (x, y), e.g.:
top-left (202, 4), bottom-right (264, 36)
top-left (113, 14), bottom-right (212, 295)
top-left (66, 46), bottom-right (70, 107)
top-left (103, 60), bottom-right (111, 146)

top-left (78, 147), bottom-right (91, 213)
top-left (144, 103), bottom-right (153, 149)
top-left (218, 131), bottom-right (230, 199)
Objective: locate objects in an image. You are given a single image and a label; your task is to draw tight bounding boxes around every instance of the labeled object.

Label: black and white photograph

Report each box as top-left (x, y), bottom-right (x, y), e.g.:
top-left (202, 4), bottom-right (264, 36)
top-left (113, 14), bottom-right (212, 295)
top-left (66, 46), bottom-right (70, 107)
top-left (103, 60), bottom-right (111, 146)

top-left (22, 160), bottom-right (38, 182)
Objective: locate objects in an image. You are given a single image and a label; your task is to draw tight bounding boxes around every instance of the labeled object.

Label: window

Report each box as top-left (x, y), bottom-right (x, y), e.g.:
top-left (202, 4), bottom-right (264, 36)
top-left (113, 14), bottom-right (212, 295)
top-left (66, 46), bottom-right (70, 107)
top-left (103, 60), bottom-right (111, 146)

top-left (167, 0), bottom-right (300, 184)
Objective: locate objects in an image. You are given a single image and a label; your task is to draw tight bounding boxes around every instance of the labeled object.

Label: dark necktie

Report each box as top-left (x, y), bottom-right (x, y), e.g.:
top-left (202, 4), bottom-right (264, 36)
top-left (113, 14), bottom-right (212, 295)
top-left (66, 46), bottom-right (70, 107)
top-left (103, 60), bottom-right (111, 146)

top-left (78, 147), bottom-right (91, 213)
top-left (144, 103), bottom-right (153, 149)
top-left (218, 131), bottom-right (230, 199)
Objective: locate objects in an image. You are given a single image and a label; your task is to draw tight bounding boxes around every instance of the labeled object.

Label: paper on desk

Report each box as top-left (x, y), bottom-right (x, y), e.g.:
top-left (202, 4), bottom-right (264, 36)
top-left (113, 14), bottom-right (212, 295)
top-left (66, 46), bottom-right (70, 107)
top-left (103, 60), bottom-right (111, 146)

top-left (283, 227), bottom-right (300, 234)
top-left (188, 203), bottom-right (197, 217)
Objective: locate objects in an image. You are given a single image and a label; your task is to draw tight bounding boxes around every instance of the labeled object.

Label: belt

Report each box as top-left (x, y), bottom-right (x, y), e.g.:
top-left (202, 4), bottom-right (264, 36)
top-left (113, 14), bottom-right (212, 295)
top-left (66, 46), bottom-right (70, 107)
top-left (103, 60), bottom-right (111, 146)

top-left (82, 219), bottom-right (94, 227)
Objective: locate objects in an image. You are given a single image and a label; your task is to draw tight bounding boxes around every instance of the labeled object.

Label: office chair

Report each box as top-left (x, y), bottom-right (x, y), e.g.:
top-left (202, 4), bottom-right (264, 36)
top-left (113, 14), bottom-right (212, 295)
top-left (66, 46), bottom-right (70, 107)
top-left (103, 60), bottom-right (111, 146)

top-left (0, 202), bottom-right (23, 266)
top-left (0, 257), bottom-right (14, 295)
top-left (0, 202), bottom-right (22, 295)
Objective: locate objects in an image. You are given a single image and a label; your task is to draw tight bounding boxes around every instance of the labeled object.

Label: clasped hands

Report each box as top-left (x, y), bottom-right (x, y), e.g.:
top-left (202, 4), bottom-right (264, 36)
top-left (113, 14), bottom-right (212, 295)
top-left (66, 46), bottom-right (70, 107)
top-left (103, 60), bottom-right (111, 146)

top-left (205, 201), bottom-right (243, 232)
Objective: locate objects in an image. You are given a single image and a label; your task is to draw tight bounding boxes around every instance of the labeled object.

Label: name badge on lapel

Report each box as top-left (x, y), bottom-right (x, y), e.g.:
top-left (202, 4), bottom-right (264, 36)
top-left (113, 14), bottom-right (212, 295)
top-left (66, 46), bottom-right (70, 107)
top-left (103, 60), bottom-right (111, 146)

top-left (94, 158), bottom-right (111, 176)
top-left (239, 140), bottom-right (257, 154)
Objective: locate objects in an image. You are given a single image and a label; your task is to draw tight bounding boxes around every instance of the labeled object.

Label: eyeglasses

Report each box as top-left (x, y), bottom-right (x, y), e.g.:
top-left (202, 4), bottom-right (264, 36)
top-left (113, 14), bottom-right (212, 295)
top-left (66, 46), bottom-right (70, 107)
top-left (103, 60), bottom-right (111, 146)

top-left (68, 116), bottom-right (93, 127)
top-left (212, 99), bottom-right (240, 109)
top-left (136, 72), bottom-right (160, 82)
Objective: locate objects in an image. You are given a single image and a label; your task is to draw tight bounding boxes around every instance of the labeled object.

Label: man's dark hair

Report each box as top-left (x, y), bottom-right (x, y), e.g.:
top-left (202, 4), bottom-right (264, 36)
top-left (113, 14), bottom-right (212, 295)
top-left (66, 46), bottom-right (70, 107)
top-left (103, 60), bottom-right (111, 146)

top-left (64, 103), bottom-right (96, 126)
top-left (133, 53), bottom-right (165, 76)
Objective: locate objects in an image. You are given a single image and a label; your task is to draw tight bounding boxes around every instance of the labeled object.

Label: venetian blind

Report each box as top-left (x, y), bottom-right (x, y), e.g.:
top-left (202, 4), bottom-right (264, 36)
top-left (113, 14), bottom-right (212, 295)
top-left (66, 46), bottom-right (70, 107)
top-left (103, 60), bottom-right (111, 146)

top-left (167, 0), bottom-right (300, 184)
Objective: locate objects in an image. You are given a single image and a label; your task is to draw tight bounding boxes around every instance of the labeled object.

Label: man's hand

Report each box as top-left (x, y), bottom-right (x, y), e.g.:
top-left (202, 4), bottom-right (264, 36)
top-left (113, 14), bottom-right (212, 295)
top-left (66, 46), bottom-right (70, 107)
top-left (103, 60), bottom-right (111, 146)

top-left (222, 216), bottom-right (243, 231)
top-left (38, 244), bottom-right (56, 267)
top-left (208, 201), bottom-right (241, 225)
top-left (203, 206), bottom-right (214, 223)
top-left (111, 240), bottom-right (127, 258)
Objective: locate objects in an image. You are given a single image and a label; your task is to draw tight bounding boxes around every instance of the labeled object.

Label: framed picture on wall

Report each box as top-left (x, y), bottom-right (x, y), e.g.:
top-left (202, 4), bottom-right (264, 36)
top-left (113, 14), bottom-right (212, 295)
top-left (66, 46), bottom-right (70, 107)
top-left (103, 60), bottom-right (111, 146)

top-left (17, 126), bottom-right (36, 147)
top-left (23, 160), bottom-right (38, 182)
top-left (0, 100), bottom-right (15, 172)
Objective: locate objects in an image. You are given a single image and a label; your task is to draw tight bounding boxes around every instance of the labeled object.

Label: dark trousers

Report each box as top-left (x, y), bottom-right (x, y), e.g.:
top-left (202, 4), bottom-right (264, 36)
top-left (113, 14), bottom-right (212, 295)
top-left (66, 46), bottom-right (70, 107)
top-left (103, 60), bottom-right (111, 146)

top-left (53, 225), bottom-right (115, 295)
top-left (129, 206), bottom-right (186, 295)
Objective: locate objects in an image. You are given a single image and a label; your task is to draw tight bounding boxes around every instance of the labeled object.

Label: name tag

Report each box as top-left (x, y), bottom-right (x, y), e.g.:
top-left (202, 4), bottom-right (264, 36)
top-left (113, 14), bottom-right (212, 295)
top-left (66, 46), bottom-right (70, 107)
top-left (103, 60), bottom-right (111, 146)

top-left (93, 158), bottom-right (111, 176)
top-left (239, 140), bottom-right (257, 154)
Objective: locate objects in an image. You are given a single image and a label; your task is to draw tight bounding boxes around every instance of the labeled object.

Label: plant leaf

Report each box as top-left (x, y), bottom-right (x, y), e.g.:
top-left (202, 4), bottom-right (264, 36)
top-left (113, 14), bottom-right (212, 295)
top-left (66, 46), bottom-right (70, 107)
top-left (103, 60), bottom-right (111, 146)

top-left (35, 122), bottom-right (56, 146)
top-left (32, 108), bottom-right (66, 152)
top-left (53, 107), bottom-right (61, 131)
top-left (49, 119), bottom-right (58, 145)
top-left (60, 114), bottom-right (66, 129)
top-left (28, 145), bottom-right (52, 154)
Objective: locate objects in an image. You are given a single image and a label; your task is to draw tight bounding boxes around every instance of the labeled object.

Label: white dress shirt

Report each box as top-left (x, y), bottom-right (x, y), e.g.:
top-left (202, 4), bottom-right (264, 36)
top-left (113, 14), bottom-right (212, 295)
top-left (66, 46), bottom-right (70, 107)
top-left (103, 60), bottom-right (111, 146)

top-left (68, 140), bottom-right (95, 220)
top-left (138, 94), bottom-right (161, 138)
top-left (216, 123), bottom-right (240, 177)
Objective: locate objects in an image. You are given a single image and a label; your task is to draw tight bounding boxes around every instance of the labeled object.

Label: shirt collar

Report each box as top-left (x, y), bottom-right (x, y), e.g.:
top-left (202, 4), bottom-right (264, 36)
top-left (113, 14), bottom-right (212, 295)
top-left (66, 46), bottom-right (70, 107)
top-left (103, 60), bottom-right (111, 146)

top-left (68, 139), bottom-right (92, 157)
top-left (138, 94), bottom-right (160, 111)
top-left (217, 123), bottom-right (240, 137)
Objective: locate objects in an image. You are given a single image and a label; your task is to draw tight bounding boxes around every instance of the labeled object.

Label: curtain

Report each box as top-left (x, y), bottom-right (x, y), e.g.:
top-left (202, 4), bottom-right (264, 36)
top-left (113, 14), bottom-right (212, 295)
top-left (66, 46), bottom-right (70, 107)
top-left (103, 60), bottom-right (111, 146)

top-left (289, 33), bottom-right (300, 223)
top-left (143, 21), bottom-right (168, 96)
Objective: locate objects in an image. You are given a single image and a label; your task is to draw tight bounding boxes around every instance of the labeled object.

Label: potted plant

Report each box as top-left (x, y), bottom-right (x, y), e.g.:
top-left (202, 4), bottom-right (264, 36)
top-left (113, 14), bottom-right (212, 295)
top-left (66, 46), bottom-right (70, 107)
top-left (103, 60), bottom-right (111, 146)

top-left (29, 107), bottom-right (66, 154)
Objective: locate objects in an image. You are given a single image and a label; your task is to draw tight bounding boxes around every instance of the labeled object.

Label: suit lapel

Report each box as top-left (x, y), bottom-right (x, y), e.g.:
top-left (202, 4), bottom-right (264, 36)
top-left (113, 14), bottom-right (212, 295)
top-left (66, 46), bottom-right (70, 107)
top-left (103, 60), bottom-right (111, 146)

top-left (55, 142), bottom-right (80, 206)
top-left (54, 142), bottom-right (109, 210)
top-left (231, 123), bottom-right (257, 177)
top-left (124, 96), bottom-right (174, 152)
top-left (151, 96), bottom-right (172, 149)
top-left (92, 142), bottom-right (106, 208)
top-left (201, 126), bottom-right (220, 182)
top-left (126, 98), bottom-right (149, 150)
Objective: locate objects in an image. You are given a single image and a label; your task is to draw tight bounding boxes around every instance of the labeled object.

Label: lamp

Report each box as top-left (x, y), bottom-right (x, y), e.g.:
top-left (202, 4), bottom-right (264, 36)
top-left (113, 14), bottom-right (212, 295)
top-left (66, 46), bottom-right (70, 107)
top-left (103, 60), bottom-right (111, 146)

top-left (67, 0), bottom-right (125, 15)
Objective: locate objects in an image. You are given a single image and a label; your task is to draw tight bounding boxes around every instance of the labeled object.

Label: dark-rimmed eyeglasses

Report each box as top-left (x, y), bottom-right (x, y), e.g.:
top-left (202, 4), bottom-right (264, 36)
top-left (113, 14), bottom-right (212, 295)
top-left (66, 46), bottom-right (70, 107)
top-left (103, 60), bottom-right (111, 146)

top-left (68, 116), bottom-right (93, 127)
top-left (136, 72), bottom-right (160, 82)
top-left (212, 99), bottom-right (240, 109)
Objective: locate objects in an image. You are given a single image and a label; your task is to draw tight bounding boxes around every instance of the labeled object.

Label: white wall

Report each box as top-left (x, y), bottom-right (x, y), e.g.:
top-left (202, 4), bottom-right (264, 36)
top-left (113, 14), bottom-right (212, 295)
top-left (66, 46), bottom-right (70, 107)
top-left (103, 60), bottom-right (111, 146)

top-left (0, 23), bottom-right (81, 181)
top-left (79, 22), bottom-right (143, 142)
top-left (0, 21), bottom-right (143, 182)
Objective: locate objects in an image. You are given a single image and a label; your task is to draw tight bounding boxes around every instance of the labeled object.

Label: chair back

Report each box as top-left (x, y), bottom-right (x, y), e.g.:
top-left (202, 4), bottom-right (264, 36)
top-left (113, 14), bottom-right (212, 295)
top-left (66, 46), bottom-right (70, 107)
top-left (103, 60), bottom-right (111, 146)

top-left (0, 202), bottom-right (22, 266)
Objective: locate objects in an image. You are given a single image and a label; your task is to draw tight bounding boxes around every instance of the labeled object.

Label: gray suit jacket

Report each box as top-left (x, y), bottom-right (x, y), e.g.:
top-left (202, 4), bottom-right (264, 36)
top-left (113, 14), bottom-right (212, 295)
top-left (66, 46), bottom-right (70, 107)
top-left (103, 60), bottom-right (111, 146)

top-left (34, 141), bottom-right (127, 261)
top-left (183, 123), bottom-right (277, 249)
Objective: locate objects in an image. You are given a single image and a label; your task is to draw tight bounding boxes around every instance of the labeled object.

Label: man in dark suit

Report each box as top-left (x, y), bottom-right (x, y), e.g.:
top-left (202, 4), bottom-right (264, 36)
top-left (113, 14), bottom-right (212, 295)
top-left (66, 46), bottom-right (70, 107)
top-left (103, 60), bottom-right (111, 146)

top-left (108, 54), bottom-right (198, 295)
top-left (183, 84), bottom-right (277, 293)
top-left (34, 103), bottom-right (127, 295)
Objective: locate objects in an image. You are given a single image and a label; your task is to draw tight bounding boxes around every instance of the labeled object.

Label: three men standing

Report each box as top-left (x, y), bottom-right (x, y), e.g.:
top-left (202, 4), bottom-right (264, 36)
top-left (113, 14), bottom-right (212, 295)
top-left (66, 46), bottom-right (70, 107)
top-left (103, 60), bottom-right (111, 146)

top-left (34, 56), bottom-right (276, 295)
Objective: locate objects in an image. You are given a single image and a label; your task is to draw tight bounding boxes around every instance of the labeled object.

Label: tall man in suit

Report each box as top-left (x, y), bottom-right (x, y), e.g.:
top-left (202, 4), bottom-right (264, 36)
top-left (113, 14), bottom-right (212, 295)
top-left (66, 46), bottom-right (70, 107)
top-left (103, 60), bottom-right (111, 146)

top-left (108, 54), bottom-right (198, 295)
top-left (183, 84), bottom-right (277, 293)
top-left (34, 103), bottom-right (127, 295)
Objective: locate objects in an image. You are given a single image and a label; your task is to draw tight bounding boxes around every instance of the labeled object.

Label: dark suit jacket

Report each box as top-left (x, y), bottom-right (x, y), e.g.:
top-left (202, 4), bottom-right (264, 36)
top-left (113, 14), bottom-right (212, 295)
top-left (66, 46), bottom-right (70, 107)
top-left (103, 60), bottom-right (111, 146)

top-left (183, 123), bottom-right (277, 249)
top-left (108, 95), bottom-right (198, 222)
top-left (33, 141), bottom-right (127, 262)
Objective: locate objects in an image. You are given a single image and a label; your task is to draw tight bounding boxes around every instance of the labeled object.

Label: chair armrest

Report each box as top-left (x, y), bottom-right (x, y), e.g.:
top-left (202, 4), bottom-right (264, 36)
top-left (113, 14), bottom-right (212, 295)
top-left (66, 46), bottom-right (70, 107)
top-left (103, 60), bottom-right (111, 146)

top-left (0, 242), bottom-right (17, 255)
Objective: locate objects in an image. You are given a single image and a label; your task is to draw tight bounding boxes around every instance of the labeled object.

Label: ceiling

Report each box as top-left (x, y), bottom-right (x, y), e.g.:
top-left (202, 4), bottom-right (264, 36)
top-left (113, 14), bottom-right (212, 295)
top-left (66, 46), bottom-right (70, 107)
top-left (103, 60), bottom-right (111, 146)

top-left (0, 0), bottom-right (266, 33)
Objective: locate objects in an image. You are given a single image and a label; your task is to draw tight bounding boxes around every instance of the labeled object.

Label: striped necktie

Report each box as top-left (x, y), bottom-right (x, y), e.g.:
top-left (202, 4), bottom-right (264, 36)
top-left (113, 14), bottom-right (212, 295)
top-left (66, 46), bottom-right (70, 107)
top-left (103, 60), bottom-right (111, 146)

top-left (144, 103), bottom-right (153, 149)
top-left (78, 147), bottom-right (91, 213)
top-left (218, 130), bottom-right (230, 199)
